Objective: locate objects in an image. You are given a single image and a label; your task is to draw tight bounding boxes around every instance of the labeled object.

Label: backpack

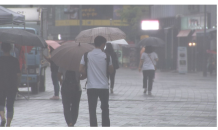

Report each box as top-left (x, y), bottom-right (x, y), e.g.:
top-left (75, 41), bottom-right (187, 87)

top-left (62, 71), bottom-right (79, 91)
top-left (83, 51), bottom-right (110, 80)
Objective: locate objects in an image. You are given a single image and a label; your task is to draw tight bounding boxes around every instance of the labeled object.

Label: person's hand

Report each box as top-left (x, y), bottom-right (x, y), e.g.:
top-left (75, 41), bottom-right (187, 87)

top-left (138, 68), bottom-right (142, 72)
top-left (60, 79), bottom-right (63, 86)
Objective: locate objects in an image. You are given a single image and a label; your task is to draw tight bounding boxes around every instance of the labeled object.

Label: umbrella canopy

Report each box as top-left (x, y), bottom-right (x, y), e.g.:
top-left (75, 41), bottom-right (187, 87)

top-left (108, 39), bottom-right (128, 45)
top-left (0, 6), bottom-right (25, 25)
top-left (137, 37), bottom-right (164, 47)
top-left (0, 29), bottom-right (47, 47)
top-left (75, 27), bottom-right (126, 43)
top-left (46, 40), bottom-right (61, 49)
top-left (51, 41), bottom-right (95, 71)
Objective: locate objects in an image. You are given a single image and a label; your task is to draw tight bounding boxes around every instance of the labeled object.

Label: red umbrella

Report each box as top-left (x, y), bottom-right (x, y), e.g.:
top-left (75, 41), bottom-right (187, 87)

top-left (46, 40), bottom-right (61, 49)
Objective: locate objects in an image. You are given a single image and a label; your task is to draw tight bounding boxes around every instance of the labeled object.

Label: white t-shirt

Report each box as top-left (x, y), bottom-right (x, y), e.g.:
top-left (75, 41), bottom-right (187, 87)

top-left (80, 48), bottom-right (112, 89)
top-left (141, 52), bottom-right (158, 70)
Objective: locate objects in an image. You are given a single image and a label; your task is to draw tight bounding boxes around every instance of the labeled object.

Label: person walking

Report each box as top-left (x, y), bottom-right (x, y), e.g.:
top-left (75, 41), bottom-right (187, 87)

top-left (138, 46), bottom-right (158, 95)
top-left (105, 43), bottom-right (119, 93)
top-left (0, 43), bottom-right (21, 127)
top-left (79, 36), bottom-right (113, 127)
top-left (58, 68), bottom-right (82, 127)
top-left (43, 46), bottom-right (60, 100)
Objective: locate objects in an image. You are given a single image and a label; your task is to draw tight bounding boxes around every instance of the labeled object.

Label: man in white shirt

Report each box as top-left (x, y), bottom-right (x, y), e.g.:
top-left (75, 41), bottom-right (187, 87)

top-left (80, 36), bottom-right (113, 127)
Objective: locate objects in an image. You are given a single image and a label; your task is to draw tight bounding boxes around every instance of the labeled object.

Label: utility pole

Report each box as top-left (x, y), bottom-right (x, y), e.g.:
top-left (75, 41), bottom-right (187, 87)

top-left (203, 5), bottom-right (207, 77)
top-left (79, 5), bottom-right (82, 33)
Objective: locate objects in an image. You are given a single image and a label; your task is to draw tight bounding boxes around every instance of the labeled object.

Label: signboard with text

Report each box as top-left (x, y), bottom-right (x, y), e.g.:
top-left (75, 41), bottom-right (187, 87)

top-left (8, 8), bottom-right (41, 21)
top-left (178, 47), bottom-right (188, 73)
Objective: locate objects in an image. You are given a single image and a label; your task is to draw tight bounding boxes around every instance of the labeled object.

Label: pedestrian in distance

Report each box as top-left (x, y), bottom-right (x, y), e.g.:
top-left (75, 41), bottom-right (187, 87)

top-left (79, 36), bottom-right (114, 127)
top-left (58, 68), bottom-right (82, 127)
top-left (43, 46), bottom-right (60, 100)
top-left (138, 46), bottom-right (158, 95)
top-left (0, 43), bottom-right (21, 127)
top-left (105, 43), bottom-right (119, 93)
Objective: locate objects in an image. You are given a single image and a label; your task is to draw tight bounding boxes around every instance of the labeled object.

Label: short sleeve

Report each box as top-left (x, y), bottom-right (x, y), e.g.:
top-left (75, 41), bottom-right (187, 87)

top-left (80, 55), bottom-right (85, 65)
top-left (15, 59), bottom-right (20, 74)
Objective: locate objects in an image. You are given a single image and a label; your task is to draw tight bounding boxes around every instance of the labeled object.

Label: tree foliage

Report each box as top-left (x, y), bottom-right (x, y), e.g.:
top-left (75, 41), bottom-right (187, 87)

top-left (118, 5), bottom-right (150, 41)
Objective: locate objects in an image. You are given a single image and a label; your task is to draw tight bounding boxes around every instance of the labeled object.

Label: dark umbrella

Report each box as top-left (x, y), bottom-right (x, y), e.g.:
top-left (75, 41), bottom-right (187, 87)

top-left (137, 37), bottom-right (164, 47)
top-left (0, 29), bottom-right (47, 47)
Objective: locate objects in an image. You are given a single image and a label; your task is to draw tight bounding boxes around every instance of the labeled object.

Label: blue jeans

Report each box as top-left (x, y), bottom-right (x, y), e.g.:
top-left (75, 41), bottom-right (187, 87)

top-left (51, 72), bottom-right (60, 96)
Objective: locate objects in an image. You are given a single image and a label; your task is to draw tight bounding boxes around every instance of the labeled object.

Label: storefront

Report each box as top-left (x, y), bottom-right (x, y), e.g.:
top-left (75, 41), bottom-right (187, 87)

top-left (177, 13), bottom-right (210, 72)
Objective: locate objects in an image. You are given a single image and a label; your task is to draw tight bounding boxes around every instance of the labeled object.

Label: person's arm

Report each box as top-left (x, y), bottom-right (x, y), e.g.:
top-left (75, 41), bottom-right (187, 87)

top-left (15, 59), bottom-right (21, 91)
top-left (42, 54), bottom-right (51, 62)
top-left (108, 56), bottom-right (114, 74)
top-left (138, 54), bottom-right (144, 72)
top-left (154, 53), bottom-right (159, 62)
top-left (58, 68), bottom-right (63, 86)
top-left (138, 59), bottom-right (144, 72)
top-left (79, 55), bottom-right (86, 80)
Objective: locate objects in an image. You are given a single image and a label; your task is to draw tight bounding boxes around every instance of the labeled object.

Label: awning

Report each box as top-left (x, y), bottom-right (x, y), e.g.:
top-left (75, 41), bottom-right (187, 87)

top-left (0, 6), bottom-right (25, 25)
top-left (192, 29), bottom-right (203, 37)
top-left (177, 30), bottom-right (191, 37)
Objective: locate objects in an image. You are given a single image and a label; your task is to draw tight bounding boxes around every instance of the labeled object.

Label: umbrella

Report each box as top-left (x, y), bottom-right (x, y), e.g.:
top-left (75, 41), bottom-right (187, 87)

top-left (137, 37), bottom-right (164, 47)
top-left (75, 27), bottom-right (126, 43)
top-left (51, 41), bottom-right (95, 71)
top-left (108, 39), bottom-right (128, 45)
top-left (0, 29), bottom-right (47, 47)
top-left (46, 40), bottom-right (61, 49)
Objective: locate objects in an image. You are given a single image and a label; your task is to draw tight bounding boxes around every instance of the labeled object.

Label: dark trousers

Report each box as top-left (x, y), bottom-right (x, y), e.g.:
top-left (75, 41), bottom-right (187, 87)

top-left (108, 70), bottom-right (116, 89)
top-left (87, 89), bottom-right (110, 127)
top-left (143, 70), bottom-right (155, 91)
top-left (51, 72), bottom-right (60, 96)
top-left (61, 87), bottom-right (82, 126)
top-left (0, 90), bottom-right (17, 118)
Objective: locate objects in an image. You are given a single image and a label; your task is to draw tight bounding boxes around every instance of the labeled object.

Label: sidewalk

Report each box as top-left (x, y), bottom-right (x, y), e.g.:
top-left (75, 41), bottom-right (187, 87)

top-left (13, 68), bottom-right (217, 127)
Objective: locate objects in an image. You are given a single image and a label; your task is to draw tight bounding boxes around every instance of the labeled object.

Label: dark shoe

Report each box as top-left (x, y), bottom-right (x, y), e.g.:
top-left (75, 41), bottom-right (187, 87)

top-left (1, 119), bottom-right (6, 127)
top-left (110, 88), bottom-right (113, 94)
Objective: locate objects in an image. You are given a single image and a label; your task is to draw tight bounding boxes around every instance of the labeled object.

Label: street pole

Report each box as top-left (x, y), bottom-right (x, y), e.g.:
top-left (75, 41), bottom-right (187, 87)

top-left (79, 5), bottom-right (82, 33)
top-left (203, 5), bottom-right (207, 77)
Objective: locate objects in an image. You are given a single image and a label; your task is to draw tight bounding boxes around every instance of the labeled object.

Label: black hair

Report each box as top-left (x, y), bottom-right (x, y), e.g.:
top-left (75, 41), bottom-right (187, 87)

top-left (145, 46), bottom-right (153, 54)
top-left (105, 43), bottom-right (115, 55)
top-left (1, 42), bottom-right (12, 53)
top-left (94, 36), bottom-right (107, 47)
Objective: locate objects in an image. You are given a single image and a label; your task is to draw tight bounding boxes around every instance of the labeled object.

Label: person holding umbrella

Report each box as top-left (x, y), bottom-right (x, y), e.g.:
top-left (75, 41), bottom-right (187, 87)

top-left (80, 36), bottom-right (114, 127)
top-left (0, 42), bottom-right (21, 127)
top-left (50, 41), bottom-right (94, 127)
top-left (138, 46), bottom-right (158, 95)
top-left (105, 43), bottom-right (119, 93)
top-left (43, 46), bottom-right (60, 100)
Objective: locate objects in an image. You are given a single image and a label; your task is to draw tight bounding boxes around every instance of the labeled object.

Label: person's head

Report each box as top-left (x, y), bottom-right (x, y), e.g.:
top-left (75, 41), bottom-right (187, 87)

top-left (145, 46), bottom-right (153, 54)
top-left (1, 42), bottom-right (12, 53)
top-left (94, 36), bottom-right (107, 50)
top-left (105, 43), bottom-right (114, 54)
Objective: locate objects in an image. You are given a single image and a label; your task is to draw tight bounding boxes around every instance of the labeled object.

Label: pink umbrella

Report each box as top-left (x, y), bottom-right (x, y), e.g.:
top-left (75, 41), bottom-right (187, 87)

top-left (46, 40), bottom-right (61, 49)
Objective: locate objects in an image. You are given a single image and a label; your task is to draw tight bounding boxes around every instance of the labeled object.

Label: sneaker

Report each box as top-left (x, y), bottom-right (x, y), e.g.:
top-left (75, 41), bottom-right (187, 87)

top-left (148, 91), bottom-right (152, 95)
top-left (143, 89), bottom-right (147, 93)
top-left (50, 96), bottom-right (60, 100)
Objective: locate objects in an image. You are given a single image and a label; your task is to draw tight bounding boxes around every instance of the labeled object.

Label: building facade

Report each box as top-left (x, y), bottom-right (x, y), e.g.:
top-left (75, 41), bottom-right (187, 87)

top-left (150, 5), bottom-right (217, 72)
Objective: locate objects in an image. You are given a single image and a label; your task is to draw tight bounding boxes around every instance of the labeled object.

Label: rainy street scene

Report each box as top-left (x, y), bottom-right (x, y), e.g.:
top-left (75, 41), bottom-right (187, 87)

top-left (0, 2), bottom-right (217, 127)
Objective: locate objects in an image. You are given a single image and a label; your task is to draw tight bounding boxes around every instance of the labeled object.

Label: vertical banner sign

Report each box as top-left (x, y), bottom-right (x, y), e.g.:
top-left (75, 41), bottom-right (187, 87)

top-left (178, 47), bottom-right (188, 73)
